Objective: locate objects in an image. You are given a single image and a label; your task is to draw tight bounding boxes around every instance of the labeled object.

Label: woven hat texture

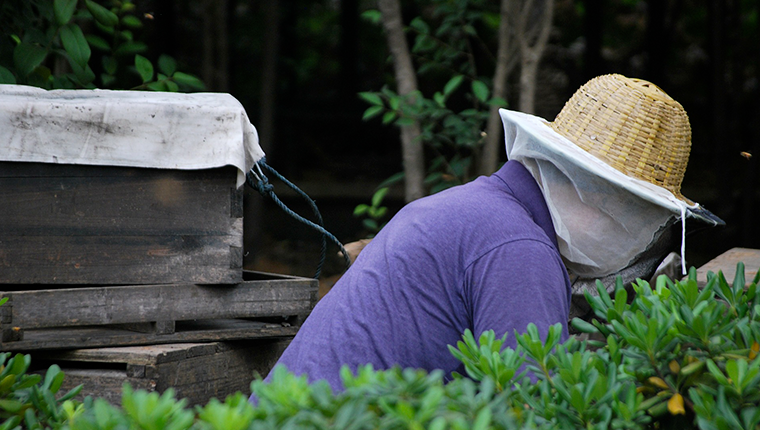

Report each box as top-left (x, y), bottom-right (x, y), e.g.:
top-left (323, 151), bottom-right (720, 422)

top-left (548, 74), bottom-right (691, 200)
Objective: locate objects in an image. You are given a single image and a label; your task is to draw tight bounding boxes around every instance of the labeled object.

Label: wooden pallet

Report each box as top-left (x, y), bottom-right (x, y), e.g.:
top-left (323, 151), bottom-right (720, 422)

top-left (0, 318), bottom-right (299, 352)
top-left (31, 339), bottom-right (290, 406)
top-left (1, 271), bottom-right (317, 351)
top-left (694, 247), bottom-right (760, 288)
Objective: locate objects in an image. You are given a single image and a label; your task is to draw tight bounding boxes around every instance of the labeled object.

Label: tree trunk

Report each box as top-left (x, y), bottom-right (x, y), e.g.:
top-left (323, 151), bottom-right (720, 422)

top-left (519, 51), bottom-right (540, 114)
top-left (517, 0), bottom-right (554, 114)
top-left (479, 0), bottom-right (518, 175)
top-left (377, 0), bottom-right (425, 202)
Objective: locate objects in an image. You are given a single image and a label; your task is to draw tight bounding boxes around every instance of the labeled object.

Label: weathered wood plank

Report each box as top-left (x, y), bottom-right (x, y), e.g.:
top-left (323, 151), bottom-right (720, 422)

top-left (0, 162), bottom-right (244, 284)
top-left (0, 177), bottom-right (234, 235)
top-left (31, 339), bottom-right (291, 405)
top-left (55, 369), bottom-right (156, 405)
top-left (36, 342), bottom-right (222, 365)
top-left (4, 318), bottom-right (299, 351)
top-left (694, 247), bottom-right (760, 288)
top-left (1, 278), bottom-right (316, 329)
top-left (0, 233), bottom-right (242, 284)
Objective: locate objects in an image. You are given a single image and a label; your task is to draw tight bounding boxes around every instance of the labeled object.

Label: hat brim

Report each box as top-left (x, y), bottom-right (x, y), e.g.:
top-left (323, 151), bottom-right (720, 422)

top-left (500, 108), bottom-right (724, 227)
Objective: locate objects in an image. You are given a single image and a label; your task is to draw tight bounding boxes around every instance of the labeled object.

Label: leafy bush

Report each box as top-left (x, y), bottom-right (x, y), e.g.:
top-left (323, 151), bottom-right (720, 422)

top-left (0, 0), bottom-right (203, 91)
top-left (0, 352), bottom-right (82, 429)
top-left (3, 264), bottom-right (760, 429)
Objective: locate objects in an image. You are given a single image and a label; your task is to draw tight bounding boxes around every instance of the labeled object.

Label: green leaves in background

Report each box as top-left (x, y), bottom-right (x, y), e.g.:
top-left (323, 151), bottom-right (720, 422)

top-left (1, 0), bottom-right (205, 91)
top-left (471, 80), bottom-right (489, 103)
top-left (171, 72), bottom-right (204, 90)
top-left (158, 55), bottom-right (177, 77)
top-left (85, 0), bottom-right (119, 27)
top-left (60, 24), bottom-right (91, 69)
top-left (0, 66), bottom-right (15, 84)
top-left (54, 0), bottom-right (78, 26)
top-left (134, 54), bottom-right (153, 83)
top-left (12, 43), bottom-right (46, 78)
top-left (443, 75), bottom-right (464, 96)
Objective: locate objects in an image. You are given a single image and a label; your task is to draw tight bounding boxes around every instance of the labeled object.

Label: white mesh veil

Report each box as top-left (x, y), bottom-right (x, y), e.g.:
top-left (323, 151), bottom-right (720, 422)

top-left (502, 110), bottom-right (684, 278)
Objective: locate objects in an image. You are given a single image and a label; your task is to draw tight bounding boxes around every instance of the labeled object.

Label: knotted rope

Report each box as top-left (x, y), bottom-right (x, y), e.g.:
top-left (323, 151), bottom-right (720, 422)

top-left (247, 158), bottom-right (351, 279)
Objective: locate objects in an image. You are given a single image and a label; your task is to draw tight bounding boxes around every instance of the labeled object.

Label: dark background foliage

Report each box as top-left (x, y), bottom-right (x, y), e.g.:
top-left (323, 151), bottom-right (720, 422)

top-left (3, 0), bottom-right (759, 274)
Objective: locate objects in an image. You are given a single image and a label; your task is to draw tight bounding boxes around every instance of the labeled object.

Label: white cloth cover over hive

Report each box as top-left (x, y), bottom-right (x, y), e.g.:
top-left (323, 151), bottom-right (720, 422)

top-left (0, 85), bottom-right (264, 187)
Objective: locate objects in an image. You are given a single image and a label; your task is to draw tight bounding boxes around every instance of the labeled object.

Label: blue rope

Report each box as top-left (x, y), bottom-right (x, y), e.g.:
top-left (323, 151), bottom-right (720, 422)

top-left (247, 158), bottom-right (351, 279)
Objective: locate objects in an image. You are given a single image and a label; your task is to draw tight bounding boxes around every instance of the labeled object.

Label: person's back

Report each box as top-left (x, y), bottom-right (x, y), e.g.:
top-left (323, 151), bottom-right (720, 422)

top-left (258, 161), bottom-right (571, 393)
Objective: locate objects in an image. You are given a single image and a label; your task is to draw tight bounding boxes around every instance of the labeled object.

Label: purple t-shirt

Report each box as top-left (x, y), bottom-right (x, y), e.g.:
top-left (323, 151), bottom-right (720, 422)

top-left (256, 161), bottom-right (571, 394)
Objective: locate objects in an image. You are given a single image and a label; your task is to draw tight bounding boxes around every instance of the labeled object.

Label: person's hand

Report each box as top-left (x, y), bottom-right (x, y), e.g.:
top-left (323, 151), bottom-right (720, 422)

top-left (341, 239), bottom-right (372, 263)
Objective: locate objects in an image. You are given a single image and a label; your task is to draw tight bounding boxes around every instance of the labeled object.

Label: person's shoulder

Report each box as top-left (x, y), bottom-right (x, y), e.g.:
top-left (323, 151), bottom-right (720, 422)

top-left (405, 175), bottom-right (515, 213)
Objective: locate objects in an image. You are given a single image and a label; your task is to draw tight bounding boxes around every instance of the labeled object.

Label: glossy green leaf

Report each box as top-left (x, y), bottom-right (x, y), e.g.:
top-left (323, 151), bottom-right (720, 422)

top-left (0, 399), bottom-right (25, 413)
top-left (377, 171), bottom-right (405, 189)
top-left (146, 81), bottom-right (167, 91)
top-left (60, 23), bottom-right (91, 68)
top-left (13, 43), bottom-right (47, 77)
top-left (68, 58), bottom-right (96, 85)
top-left (570, 318), bottom-right (598, 334)
top-left (471, 80), bottom-right (489, 103)
top-left (121, 14), bottom-right (143, 29)
top-left (433, 92), bottom-right (445, 107)
top-left (85, 34), bottom-right (110, 51)
top-left (360, 9), bottom-right (381, 25)
top-left (371, 187), bottom-right (389, 208)
top-left (353, 204), bottom-right (369, 216)
top-left (382, 111), bottom-right (397, 124)
top-left (134, 54), bottom-right (153, 83)
top-left (0, 66), bottom-right (16, 84)
top-left (409, 17), bottom-right (430, 34)
top-left (443, 75), bottom-right (464, 96)
top-left (362, 105), bottom-right (384, 120)
top-left (118, 29), bottom-right (134, 41)
top-left (158, 55), bottom-right (177, 76)
top-left (472, 407), bottom-right (492, 430)
top-left (171, 72), bottom-right (204, 90)
top-left (359, 91), bottom-right (383, 106)
top-left (54, 0), bottom-right (78, 26)
top-left (86, 0), bottom-right (119, 27)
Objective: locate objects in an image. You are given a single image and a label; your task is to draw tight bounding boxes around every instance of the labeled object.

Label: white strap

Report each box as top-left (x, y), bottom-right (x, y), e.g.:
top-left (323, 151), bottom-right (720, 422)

top-left (680, 205), bottom-right (687, 275)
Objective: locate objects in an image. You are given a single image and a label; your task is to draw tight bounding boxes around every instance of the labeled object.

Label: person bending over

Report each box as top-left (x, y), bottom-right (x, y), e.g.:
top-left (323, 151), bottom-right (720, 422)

top-left (250, 74), bottom-right (723, 397)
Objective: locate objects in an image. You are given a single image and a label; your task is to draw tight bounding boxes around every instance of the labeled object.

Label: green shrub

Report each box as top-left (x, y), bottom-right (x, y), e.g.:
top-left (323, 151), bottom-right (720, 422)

top-left (0, 352), bottom-right (82, 429)
top-left (2, 264), bottom-right (759, 429)
top-left (0, 0), bottom-right (203, 91)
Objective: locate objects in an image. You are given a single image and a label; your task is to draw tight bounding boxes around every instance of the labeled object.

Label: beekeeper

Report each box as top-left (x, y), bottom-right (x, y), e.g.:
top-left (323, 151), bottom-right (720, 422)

top-left (251, 74), bottom-right (723, 395)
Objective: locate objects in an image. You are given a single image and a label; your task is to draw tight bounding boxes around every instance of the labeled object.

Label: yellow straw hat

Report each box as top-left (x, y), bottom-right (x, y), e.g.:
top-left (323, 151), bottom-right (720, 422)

top-left (500, 74), bottom-right (723, 226)
top-left (550, 74), bottom-right (690, 200)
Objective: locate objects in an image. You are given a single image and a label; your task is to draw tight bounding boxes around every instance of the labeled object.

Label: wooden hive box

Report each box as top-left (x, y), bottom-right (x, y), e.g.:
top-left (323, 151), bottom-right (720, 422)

top-left (0, 86), bottom-right (264, 285)
top-left (32, 339), bottom-right (290, 406)
top-left (0, 162), bottom-right (244, 285)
